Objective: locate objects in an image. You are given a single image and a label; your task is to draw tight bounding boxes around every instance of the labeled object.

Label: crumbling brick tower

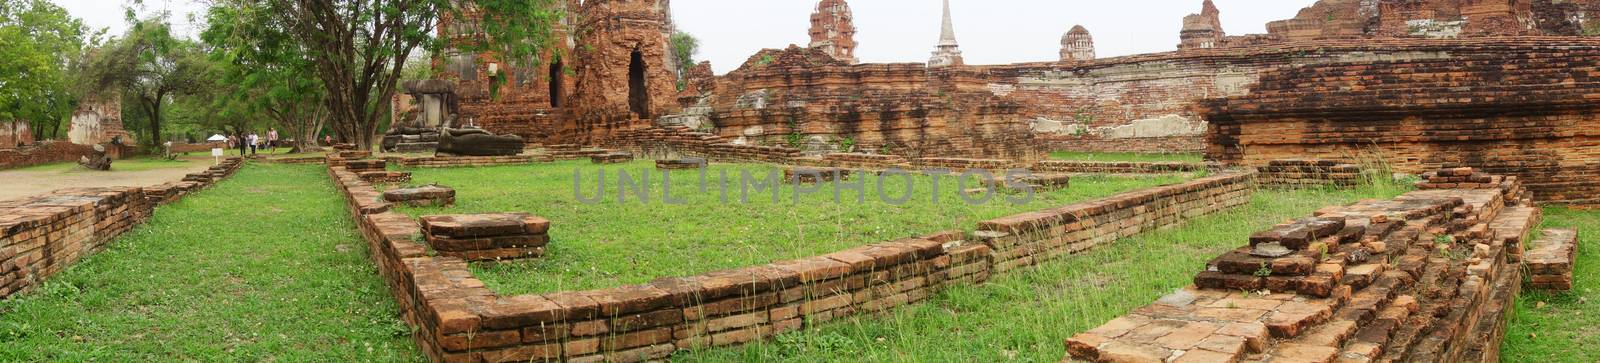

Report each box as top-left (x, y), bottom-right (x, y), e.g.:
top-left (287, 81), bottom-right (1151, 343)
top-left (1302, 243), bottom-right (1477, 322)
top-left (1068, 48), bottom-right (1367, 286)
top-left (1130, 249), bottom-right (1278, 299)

top-left (1179, 0), bottom-right (1226, 50)
top-left (808, 0), bottom-right (858, 64)
top-left (1059, 25), bottom-right (1095, 62)
top-left (433, 2), bottom-right (577, 145)
top-left (567, 0), bottom-right (680, 143)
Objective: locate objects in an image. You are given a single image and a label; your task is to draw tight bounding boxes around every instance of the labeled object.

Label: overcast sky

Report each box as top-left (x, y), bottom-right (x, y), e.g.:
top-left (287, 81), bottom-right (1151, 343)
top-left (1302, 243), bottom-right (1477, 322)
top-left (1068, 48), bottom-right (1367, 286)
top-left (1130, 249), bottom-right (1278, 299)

top-left (55, 0), bottom-right (1320, 74)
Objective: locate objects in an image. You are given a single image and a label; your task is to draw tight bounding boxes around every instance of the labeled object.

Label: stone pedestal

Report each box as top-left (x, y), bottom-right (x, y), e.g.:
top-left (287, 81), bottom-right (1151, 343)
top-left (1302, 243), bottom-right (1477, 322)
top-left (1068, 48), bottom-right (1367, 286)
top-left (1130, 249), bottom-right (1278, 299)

top-left (382, 185), bottom-right (456, 207)
top-left (419, 213), bottom-right (550, 261)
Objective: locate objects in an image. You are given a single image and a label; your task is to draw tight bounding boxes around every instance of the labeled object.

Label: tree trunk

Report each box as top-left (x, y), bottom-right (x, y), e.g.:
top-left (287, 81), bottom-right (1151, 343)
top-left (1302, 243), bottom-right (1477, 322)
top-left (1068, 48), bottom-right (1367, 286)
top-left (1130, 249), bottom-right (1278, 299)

top-left (144, 94), bottom-right (164, 148)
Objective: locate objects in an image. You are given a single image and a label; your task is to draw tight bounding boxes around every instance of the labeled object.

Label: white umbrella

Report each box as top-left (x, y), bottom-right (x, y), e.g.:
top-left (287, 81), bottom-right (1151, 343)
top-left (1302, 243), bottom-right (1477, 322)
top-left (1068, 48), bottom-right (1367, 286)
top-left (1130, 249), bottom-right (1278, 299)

top-left (207, 134), bottom-right (228, 142)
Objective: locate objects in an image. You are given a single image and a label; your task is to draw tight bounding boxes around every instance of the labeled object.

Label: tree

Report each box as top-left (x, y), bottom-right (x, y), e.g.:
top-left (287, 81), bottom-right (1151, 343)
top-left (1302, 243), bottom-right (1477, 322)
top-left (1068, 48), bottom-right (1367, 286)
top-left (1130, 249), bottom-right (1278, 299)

top-left (204, 0), bottom-right (563, 150)
top-left (201, 1), bottom-right (328, 152)
top-left (84, 15), bottom-right (208, 147)
top-left (669, 31), bottom-right (699, 91)
top-left (0, 0), bottom-right (86, 139)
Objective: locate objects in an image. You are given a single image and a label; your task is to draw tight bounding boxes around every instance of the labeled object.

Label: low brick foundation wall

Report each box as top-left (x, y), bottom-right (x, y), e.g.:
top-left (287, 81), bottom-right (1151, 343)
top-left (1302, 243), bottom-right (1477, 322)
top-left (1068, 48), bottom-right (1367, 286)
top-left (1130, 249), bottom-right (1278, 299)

top-left (170, 142), bottom-right (225, 154)
top-left (325, 160), bottom-right (1253, 362)
top-left (393, 155), bottom-right (552, 168)
top-left (1066, 170), bottom-right (1542, 362)
top-left (1040, 135), bottom-right (1205, 154)
top-left (1031, 160), bottom-right (1213, 174)
top-left (0, 141), bottom-right (99, 170)
top-left (0, 158), bottom-right (242, 299)
top-left (1256, 159), bottom-right (1362, 188)
top-left (976, 173), bottom-right (1255, 273)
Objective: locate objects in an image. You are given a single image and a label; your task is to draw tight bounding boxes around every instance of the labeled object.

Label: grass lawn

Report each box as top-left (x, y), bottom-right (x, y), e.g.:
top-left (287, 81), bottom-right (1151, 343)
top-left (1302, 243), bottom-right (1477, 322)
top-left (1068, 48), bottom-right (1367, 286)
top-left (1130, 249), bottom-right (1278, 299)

top-left (0, 163), bottom-right (419, 361)
top-left (674, 183), bottom-right (1409, 362)
top-left (14, 156), bottom-right (202, 173)
top-left (396, 160), bottom-right (1197, 295)
top-left (1502, 206), bottom-right (1600, 362)
top-left (1048, 151), bottom-right (1204, 163)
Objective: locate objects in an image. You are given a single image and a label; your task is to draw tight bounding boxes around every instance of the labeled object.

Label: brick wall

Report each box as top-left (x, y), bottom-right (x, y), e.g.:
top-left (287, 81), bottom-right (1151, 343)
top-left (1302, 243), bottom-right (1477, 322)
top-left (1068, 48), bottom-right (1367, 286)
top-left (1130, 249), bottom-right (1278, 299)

top-left (326, 160), bottom-right (1252, 362)
top-left (390, 155), bottom-right (553, 168)
top-left (1031, 160), bottom-right (1213, 174)
top-left (1066, 171), bottom-right (1542, 362)
top-left (975, 173), bottom-right (1255, 273)
top-left (1255, 159), bottom-right (1362, 189)
top-left (0, 141), bottom-right (98, 170)
top-left (1039, 135), bottom-right (1206, 154)
top-left (0, 158), bottom-right (242, 299)
top-left (1203, 37), bottom-right (1600, 206)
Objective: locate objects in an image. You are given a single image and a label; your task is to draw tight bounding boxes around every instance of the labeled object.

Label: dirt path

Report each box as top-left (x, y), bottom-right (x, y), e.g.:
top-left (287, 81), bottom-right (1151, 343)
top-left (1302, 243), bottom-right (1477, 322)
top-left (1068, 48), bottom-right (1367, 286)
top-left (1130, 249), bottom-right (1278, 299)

top-left (0, 159), bottom-right (217, 201)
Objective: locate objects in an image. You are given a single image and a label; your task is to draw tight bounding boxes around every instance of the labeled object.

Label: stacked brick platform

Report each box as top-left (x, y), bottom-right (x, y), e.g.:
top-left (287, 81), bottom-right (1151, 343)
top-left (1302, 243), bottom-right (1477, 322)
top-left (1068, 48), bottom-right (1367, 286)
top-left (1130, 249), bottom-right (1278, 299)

top-left (783, 167), bottom-right (850, 184)
top-left (1066, 172), bottom-right (1542, 363)
top-left (1201, 37), bottom-right (1600, 206)
top-left (1256, 159), bottom-right (1362, 189)
top-left (393, 155), bottom-right (550, 168)
top-left (975, 173), bottom-right (1254, 274)
top-left (911, 158), bottom-right (1021, 173)
top-left (383, 185), bottom-right (456, 208)
top-left (792, 153), bottom-right (912, 171)
top-left (324, 157), bottom-right (1258, 362)
top-left (0, 157), bottom-right (243, 299)
top-left (547, 145), bottom-right (611, 161)
top-left (605, 126), bottom-right (803, 164)
top-left (589, 152), bottom-right (633, 164)
top-left (654, 159), bottom-right (705, 170)
top-left (1525, 229), bottom-right (1578, 292)
top-left (345, 159), bottom-right (388, 173)
top-left (360, 171), bottom-right (413, 184)
top-left (1417, 166), bottom-right (1534, 207)
top-left (1031, 160), bottom-right (1211, 174)
top-left (1039, 135), bottom-right (1206, 155)
top-left (420, 213), bottom-right (549, 261)
top-left (980, 173), bottom-right (1072, 193)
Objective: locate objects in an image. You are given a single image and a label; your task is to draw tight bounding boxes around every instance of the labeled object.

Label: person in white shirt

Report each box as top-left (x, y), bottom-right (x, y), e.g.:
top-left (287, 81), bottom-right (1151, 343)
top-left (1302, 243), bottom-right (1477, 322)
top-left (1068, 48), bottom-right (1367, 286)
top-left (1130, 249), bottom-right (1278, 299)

top-left (247, 132), bottom-right (259, 156)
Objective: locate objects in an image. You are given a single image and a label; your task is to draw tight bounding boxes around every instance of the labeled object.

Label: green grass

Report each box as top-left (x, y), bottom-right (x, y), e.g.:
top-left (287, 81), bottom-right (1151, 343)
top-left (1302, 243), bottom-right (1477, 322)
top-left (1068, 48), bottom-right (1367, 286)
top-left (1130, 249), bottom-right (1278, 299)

top-left (0, 163), bottom-right (419, 362)
top-left (675, 184), bottom-right (1406, 362)
top-left (396, 160), bottom-right (1196, 295)
top-left (1502, 206), bottom-right (1600, 362)
top-left (1048, 151), bottom-right (1204, 163)
top-left (13, 156), bottom-right (201, 172)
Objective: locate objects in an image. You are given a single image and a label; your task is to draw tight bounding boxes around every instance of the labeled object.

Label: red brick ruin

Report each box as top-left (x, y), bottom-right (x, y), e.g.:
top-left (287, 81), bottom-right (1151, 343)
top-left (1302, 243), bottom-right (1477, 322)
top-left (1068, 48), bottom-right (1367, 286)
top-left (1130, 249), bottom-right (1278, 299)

top-left (273, 1), bottom-right (1600, 360)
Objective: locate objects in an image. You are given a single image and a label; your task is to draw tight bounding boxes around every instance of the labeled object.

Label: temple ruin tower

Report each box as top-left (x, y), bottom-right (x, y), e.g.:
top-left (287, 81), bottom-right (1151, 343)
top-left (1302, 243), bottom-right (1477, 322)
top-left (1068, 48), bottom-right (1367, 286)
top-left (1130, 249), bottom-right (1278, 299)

top-left (927, 0), bottom-right (964, 68)
top-left (1179, 0), bottom-right (1226, 50)
top-left (808, 0), bottom-right (858, 64)
top-left (1060, 25), bottom-right (1095, 62)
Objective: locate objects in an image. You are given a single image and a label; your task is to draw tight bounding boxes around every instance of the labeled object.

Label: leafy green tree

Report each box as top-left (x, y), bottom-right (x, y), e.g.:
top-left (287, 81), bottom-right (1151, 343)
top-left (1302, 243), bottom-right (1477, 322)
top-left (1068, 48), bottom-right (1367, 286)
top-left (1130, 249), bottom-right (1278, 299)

top-left (83, 15), bottom-right (208, 147)
top-left (201, 1), bottom-right (328, 152)
top-left (203, 0), bottom-right (563, 150)
top-left (669, 31), bottom-right (699, 91)
top-left (0, 0), bottom-right (86, 139)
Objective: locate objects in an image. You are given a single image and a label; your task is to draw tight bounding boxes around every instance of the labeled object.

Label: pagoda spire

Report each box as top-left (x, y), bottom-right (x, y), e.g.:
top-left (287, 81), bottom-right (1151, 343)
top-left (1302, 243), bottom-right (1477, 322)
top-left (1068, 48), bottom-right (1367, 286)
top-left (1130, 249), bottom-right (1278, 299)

top-left (928, 0), bottom-right (964, 67)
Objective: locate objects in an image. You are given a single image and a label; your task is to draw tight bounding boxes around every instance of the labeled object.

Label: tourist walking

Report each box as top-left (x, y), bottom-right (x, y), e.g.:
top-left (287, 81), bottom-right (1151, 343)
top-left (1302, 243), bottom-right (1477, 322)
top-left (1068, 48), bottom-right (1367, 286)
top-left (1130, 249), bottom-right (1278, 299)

top-left (267, 128), bottom-right (279, 152)
top-left (247, 132), bottom-right (259, 156)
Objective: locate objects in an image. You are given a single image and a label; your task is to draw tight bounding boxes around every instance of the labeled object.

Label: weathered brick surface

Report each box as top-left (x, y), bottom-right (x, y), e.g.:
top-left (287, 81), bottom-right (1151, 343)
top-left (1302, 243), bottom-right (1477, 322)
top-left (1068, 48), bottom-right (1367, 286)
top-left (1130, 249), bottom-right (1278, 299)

top-left (1067, 171), bottom-right (1543, 363)
top-left (975, 172), bottom-right (1254, 273)
top-left (1525, 229), bottom-right (1578, 292)
top-left (420, 213), bottom-right (549, 261)
top-left (1202, 38), bottom-right (1600, 206)
top-left (1031, 160), bottom-right (1212, 175)
top-left (393, 155), bottom-right (551, 168)
top-left (325, 158), bottom-right (1253, 362)
top-left (1255, 159), bottom-right (1361, 189)
top-left (0, 158), bottom-right (242, 300)
top-left (384, 186), bottom-right (456, 208)
top-left (0, 141), bottom-right (101, 170)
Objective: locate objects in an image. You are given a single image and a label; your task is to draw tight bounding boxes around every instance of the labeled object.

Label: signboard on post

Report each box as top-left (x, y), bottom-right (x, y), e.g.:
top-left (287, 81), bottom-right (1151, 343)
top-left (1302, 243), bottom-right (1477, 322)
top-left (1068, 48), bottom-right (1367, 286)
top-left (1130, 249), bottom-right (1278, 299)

top-left (212, 148), bottom-right (223, 164)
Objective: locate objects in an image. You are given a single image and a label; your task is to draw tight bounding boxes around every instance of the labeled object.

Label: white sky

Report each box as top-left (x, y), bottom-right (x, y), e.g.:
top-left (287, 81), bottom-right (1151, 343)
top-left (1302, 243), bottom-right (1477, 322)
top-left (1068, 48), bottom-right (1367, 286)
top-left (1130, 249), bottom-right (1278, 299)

top-left (54, 0), bottom-right (1321, 74)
